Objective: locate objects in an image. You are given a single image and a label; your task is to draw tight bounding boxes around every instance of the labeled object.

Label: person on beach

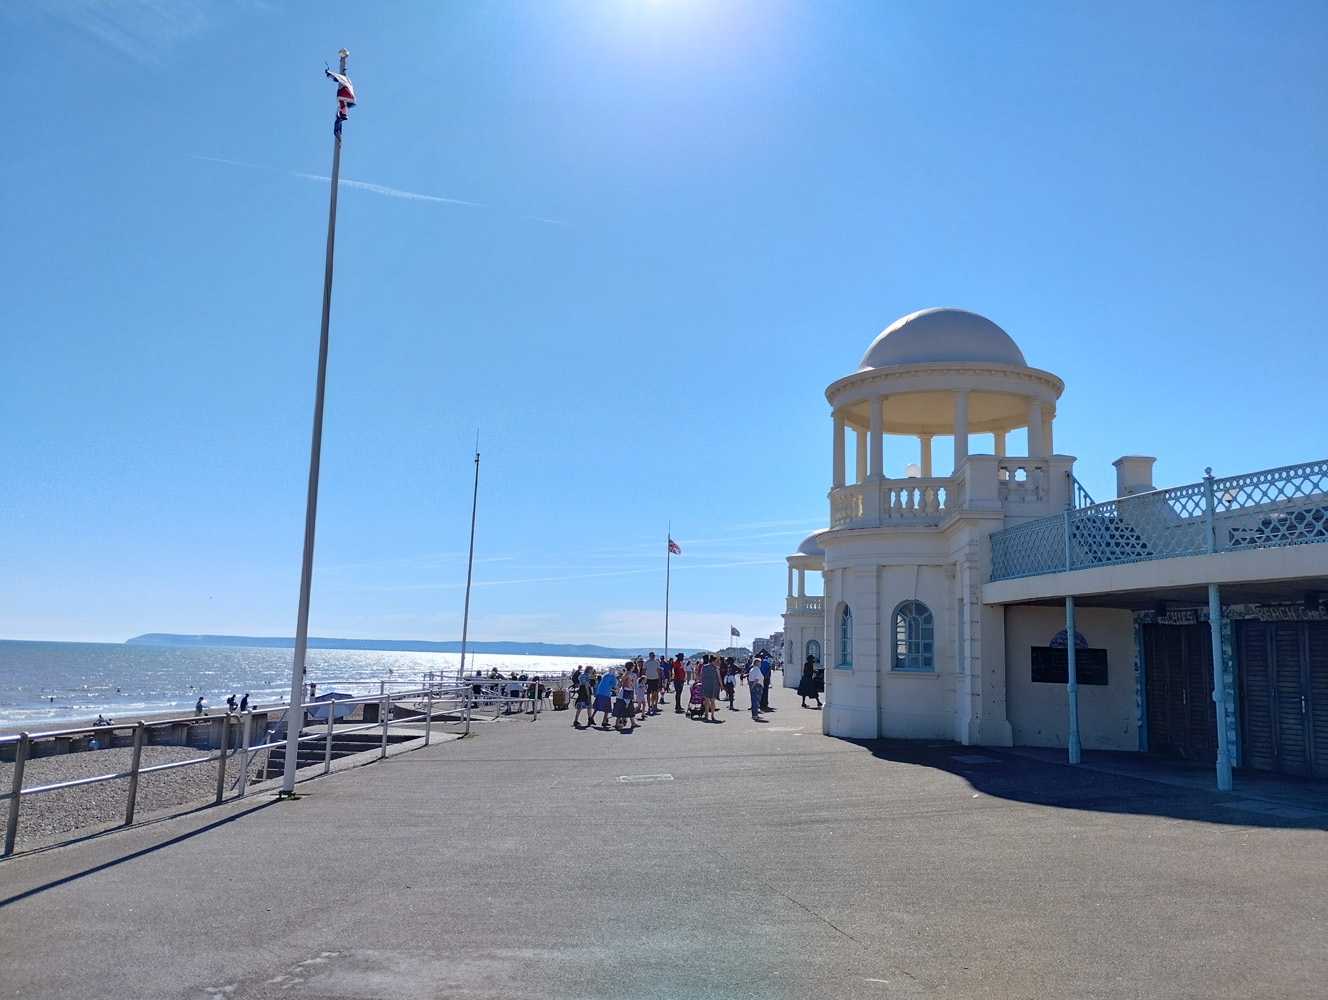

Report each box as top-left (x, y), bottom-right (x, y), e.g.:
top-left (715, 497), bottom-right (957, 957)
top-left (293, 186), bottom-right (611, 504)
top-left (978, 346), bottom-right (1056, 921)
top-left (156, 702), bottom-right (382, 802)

top-left (672, 655), bottom-right (687, 712)
top-left (748, 659), bottom-right (765, 719)
top-left (592, 669), bottom-right (617, 728)
top-left (798, 653), bottom-right (823, 709)
top-left (699, 655), bottom-right (722, 722)
top-left (226, 694), bottom-right (237, 712)
top-left (194, 696), bottom-right (205, 716)
top-left (239, 693), bottom-right (249, 713)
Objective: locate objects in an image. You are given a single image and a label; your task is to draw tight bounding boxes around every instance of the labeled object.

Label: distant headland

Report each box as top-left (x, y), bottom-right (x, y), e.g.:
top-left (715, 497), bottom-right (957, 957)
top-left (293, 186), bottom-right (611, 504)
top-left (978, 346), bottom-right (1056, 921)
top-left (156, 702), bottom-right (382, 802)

top-left (124, 633), bottom-right (706, 659)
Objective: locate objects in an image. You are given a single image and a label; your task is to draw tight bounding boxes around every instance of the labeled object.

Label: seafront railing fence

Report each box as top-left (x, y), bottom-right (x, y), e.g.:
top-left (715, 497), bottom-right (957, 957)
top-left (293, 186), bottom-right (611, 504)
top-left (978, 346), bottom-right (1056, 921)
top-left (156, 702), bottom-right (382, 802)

top-left (989, 459), bottom-right (1328, 581)
top-left (1, 676), bottom-right (572, 858)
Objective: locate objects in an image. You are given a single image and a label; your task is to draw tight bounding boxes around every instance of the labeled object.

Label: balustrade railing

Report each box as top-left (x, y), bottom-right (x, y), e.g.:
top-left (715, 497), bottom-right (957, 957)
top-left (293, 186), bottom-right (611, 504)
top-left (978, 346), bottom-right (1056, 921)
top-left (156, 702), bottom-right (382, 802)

top-left (996, 459), bottom-right (1048, 504)
top-left (990, 459), bottom-right (1328, 581)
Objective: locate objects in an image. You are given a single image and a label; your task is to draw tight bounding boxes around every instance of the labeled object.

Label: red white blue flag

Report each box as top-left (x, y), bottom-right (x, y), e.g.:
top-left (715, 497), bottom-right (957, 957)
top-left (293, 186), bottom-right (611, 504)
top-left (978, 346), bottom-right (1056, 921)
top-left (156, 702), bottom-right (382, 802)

top-left (668, 538), bottom-right (681, 555)
top-left (326, 69), bottom-right (356, 135)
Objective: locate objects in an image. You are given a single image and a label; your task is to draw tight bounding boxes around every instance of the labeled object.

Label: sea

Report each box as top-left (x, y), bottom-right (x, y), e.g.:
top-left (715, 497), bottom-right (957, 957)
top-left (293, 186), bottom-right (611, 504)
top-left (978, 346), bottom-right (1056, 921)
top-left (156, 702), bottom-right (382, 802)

top-left (0, 640), bottom-right (624, 730)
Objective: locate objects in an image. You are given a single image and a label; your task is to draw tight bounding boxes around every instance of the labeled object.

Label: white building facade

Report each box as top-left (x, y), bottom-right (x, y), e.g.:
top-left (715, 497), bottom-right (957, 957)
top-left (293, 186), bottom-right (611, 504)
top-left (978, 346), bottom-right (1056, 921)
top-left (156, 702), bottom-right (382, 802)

top-left (782, 308), bottom-right (1328, 787)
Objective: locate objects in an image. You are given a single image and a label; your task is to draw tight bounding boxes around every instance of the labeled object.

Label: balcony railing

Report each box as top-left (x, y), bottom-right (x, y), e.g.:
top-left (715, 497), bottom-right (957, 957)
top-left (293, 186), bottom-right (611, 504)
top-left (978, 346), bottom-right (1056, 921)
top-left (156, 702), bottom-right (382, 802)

top-left (989, 459), bottom-right (1328, 581)
top-left (785, 596), bottom-right (824, 613)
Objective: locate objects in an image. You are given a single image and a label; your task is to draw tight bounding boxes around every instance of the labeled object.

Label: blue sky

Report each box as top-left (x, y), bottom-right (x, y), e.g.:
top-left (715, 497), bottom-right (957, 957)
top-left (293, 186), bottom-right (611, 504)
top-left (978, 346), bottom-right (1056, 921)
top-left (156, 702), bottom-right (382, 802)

top-left (4, 1), bottom-right (1325, 647)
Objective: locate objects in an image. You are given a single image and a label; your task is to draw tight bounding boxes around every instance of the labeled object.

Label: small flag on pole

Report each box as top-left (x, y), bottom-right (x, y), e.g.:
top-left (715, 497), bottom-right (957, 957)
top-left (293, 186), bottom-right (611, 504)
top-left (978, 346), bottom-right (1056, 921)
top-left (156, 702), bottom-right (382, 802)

top-left (668, 538), bottom-right (681, 555)
top-left (731, 626), bottom-right (740, 637)
top-left (326, 68), bottom-right (356, 135)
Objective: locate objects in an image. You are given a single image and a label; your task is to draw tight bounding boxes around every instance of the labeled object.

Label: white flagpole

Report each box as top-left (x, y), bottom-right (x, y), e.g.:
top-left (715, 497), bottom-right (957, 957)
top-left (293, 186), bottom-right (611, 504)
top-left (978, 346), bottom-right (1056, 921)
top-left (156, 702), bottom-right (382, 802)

top-left (458, 433), bottom-right (481, 681)
top-left (664, 523), bottom-right (671, 661)
top-left (282, 48), bottom-right (350, 797)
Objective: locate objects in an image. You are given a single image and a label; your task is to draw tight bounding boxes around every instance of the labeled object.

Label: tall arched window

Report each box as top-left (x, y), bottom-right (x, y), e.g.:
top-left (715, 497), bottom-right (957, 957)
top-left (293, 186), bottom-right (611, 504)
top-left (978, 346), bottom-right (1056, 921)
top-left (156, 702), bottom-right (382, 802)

top-left (838, 605), bottom-right (853, 668)
top-left (893, 600), bottom-right (935, 672)
top-left (805, 639), bottom-right (821, 666)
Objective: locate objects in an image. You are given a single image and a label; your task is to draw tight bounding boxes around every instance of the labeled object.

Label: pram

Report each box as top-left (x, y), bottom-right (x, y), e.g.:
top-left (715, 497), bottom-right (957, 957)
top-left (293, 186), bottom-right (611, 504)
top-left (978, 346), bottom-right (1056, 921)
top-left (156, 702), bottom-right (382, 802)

top-left (686, 681), bottom-right (706, 719)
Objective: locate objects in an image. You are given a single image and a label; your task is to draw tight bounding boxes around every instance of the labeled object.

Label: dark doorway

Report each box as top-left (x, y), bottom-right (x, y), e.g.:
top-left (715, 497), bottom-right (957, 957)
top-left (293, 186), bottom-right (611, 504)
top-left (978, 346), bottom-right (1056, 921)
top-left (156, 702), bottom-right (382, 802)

top-left (1143, 623), bottom-right (1217, 761)
top-left (1238, 621), bottom-right (1328, 778)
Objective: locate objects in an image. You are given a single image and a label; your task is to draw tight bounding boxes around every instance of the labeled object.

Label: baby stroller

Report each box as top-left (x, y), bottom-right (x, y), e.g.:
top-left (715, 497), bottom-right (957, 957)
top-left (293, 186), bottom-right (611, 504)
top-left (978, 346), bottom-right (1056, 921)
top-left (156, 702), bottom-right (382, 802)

top-left (686, 681), bottom-right (706, 719)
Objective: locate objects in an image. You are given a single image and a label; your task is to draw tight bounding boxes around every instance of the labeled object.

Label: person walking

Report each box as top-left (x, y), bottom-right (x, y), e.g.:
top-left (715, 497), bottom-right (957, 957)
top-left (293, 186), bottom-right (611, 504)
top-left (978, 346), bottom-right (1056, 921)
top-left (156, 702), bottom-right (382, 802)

top-left (592, 669), bottom-right (617, 728)
top-left (699, 655), bottom-right (722, 722)
top-left (797, 653), bottom-right (823, 708)
top-left (759, 654), bottom-right (772, 712)
top-left (672, 655), bottom-right (687, 713)
top-left (747, 659), bottom-right (765, 720)
top-left (573, 670), bottom-right (595, 727)
top-left (643, 652), bottom-right (662, 715)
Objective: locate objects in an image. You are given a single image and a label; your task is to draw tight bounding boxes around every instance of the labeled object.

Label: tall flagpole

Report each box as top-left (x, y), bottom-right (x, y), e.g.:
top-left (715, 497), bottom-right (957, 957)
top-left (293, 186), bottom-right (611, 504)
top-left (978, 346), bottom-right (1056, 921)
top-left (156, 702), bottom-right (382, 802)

top-left (458, 433), bottom-right (481, 681)
top-left (664, 523), bottom-right (671, 661)
top-left (282, 48), bottom-right (352, 797)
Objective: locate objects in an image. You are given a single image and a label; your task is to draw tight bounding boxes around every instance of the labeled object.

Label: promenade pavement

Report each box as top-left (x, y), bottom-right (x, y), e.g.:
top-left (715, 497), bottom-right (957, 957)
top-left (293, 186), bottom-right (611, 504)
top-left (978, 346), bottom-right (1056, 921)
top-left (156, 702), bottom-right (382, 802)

top-left (2, 681), bottom-right (1326, 1000)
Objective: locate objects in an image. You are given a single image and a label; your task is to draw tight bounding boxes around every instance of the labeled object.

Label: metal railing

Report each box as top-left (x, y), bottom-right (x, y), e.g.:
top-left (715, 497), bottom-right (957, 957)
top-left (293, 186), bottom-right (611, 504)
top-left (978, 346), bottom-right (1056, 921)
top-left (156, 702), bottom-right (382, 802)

top-left (1, 676), bottom-right (569, 858)
top-left (990, 459), bottom-right (1328, 581)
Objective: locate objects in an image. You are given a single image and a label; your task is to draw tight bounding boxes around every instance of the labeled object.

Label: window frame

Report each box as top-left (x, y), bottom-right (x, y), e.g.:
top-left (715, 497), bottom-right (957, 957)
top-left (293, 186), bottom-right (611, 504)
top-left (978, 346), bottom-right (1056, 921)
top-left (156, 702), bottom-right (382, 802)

top-left (892, 600), bottom-right (935, 672)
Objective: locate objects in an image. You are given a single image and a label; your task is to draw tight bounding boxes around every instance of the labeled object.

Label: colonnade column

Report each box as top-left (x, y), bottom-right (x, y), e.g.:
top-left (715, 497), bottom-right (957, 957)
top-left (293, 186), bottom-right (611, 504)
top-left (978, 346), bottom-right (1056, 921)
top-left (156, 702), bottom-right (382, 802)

top-left (787, 565), bottom-right (794, 599)
top-left (797, 568), bottom-right (806, 599)
top-left (1042, 411), bottom-right (1054, 457)
top-left (919, 433), bottom-right (933, 478)
top-left (869, 398), bottom-right (883, 479)
top-left (953, 391), bottom-right (969, 470)
top-left (1026, 400), bottom-right (1044, 458)
top-left (994, 431), bottom-right (1006, 458)
top-left (832, 412), bottom-right (845, 488)
top-left (855, 429), bottom-right (868, 484)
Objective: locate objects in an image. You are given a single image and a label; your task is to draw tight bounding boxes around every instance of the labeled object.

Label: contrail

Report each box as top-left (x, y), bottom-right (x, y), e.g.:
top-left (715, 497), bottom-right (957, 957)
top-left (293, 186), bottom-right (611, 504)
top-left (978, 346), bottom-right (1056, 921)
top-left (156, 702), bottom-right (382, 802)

top-left (186, 152), bottom-right (565, 222)
top-left (293, 171), bottom-right (485, 207)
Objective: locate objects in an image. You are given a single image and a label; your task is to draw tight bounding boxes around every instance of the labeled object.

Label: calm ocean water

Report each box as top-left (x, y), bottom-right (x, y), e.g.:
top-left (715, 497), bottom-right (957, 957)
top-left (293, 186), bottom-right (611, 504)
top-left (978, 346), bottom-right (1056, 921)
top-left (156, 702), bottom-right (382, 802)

top-left (0, 640), bottom-right (623, 729)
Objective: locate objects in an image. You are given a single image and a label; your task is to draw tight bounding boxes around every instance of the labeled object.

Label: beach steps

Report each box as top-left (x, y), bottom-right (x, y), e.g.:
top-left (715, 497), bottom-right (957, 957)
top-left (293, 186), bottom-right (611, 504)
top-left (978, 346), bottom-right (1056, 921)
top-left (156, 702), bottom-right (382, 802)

top-left (258, 729), bottom-right (418, 780)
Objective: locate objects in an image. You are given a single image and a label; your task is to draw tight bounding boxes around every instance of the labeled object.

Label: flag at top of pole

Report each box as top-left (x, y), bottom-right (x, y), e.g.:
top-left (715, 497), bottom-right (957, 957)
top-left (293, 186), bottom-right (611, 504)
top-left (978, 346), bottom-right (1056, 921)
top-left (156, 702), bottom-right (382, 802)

top-left (731, 626), bottom-right (740, 637)
top-left (326, 65), bottom-right (356, 135)
top-left (668, 538), bottom-right (681, 555)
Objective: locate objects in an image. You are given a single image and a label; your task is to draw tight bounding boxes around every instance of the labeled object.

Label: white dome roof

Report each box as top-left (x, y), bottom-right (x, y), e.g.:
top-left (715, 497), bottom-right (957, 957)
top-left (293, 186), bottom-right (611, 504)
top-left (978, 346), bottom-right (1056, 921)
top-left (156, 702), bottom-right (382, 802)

top-left (858, 308), bottom-right (1026, 371)
top-left (794, 531), bottom-right (825, 556)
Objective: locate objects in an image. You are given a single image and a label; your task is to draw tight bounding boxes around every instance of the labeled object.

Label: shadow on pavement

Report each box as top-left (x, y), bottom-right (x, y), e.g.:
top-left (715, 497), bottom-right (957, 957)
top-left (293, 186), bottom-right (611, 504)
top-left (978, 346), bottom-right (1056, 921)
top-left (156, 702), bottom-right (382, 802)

top-left (854, 739), bottom-right (1328, 831)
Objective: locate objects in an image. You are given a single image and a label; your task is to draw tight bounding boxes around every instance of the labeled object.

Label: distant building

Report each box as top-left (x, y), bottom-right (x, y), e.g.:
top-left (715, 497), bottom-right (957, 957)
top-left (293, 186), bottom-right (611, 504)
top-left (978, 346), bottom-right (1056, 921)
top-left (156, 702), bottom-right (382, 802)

top-left (751, 633), bottom-right (783, 660)
top-left (781, 307), bottom-right (1327, 788)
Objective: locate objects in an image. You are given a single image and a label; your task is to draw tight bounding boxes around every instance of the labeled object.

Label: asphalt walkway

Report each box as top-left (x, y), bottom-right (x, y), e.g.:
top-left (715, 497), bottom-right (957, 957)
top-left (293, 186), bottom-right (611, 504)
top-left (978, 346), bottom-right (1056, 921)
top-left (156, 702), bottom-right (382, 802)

top-left (2, 682), bottom-right (1326, 1000)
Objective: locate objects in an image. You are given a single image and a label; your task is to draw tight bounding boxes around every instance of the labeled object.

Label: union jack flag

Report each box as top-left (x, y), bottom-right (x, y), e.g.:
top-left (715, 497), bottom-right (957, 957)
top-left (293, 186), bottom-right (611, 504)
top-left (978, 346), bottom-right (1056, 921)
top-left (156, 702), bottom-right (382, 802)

top-left (326, 69), bottom-right (356, 135)
top-left (668, 538), bottom-right (681, 555)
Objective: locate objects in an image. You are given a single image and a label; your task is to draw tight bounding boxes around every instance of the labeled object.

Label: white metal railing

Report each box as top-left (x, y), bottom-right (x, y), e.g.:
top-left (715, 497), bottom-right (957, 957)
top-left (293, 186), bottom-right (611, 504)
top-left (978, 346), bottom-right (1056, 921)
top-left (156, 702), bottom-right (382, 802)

top-left (990, 459), bottom-right (1328, 581)
top-left (1, 675), bottom-right (570, 858)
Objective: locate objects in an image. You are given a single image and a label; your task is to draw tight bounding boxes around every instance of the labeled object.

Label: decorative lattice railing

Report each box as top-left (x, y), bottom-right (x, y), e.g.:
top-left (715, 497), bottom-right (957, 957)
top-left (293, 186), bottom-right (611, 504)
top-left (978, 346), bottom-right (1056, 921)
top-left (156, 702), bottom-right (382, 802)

top-left (990, 460), bottom-right (1328, 581)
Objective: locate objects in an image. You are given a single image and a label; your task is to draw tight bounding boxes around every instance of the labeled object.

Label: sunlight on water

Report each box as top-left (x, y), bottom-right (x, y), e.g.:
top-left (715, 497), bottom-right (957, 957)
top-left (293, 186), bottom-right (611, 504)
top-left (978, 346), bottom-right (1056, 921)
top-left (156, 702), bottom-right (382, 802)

top-left (0, 641), bottom-right (624, 727)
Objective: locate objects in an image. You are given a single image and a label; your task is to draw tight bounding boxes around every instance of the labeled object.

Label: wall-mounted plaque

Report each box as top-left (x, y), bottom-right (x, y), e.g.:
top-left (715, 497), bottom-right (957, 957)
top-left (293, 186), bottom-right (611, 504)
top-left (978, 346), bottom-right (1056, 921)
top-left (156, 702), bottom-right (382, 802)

top-left (1031, 646), bottom-right (1108, 685)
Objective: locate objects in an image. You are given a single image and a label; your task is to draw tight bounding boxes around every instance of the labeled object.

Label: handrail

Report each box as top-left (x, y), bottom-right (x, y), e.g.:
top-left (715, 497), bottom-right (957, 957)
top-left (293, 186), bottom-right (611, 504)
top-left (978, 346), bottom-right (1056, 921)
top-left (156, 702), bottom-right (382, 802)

top-left (992, 459), bottom-right (1328, 581)
top-left (1, 677), bottom-right (573, 858)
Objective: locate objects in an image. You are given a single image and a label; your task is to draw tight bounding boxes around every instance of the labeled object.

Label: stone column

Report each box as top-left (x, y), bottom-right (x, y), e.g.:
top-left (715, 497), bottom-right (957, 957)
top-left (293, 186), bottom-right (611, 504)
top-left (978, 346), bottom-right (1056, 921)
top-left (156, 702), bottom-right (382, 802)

top-left (1042, 411), bottom-right (1054, 457)
top-left (994, 430), bottom-right (1006, 458)
top-left (1026, 399), bottom-right (1044, 458)
top-left (832, 412), bottom-right (845, 488)
top-left (787, 565), bottom-right (794, 599)
top-left (919, 433), bottom-right (933, 477)
top-left (797, 567), bottom-right (806, 599)
top-left (869, 398), bottom-right (884, 479)
top-left (953, 391), bottom-right (970, 471)
top-left (855, 428), bottom-right (868, 484)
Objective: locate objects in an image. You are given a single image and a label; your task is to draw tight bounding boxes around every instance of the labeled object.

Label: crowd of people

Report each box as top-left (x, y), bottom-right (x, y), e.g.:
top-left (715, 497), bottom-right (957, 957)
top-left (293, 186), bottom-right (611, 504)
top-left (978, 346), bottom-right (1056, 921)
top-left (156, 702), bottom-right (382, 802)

top-left (563, 650), bottom-right (821, 730)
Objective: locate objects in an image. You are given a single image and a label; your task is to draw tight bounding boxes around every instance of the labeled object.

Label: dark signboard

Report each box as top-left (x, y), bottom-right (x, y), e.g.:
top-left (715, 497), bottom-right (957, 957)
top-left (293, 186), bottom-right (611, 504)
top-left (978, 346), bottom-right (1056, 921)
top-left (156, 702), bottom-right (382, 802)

top-left (1031, 646), bottom-right (1108, 685)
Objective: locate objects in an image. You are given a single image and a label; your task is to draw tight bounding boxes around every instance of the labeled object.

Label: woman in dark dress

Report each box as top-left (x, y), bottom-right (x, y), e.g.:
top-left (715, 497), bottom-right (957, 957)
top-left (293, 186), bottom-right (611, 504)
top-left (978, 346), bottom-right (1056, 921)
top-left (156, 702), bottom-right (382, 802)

top-left (797, 654), bottom-right (822, 708)
top-left (699, 655), bottom-right (722, 722)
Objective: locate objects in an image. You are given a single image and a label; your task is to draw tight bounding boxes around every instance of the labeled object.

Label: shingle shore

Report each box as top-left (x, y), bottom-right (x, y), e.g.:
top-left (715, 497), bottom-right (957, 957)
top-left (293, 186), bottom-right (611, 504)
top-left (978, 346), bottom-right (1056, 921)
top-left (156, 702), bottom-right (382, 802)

top-left (0, 744), bottom-right (266, 848)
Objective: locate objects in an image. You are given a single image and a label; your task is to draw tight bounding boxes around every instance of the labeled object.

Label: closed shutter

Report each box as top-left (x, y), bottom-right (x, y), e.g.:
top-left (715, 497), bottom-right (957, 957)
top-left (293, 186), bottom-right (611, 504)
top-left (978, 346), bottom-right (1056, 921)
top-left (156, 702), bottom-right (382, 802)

top-left (1238, 623), bottom-right (1276, 771)
top-left (1144, 624), bottom-right (1217, 761)
top-left (1308, 622), bottom-right (1328, 778)
top-left (1274, 625), bottom-right (1310, 775)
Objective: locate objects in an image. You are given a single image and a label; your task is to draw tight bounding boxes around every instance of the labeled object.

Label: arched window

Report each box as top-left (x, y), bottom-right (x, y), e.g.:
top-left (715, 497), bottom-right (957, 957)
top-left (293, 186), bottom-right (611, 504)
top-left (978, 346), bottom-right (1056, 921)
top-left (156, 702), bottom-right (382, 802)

top-left (893, 600), bottom-right (935, 671)
top-left (805, 639), bottom-right (821, 666)
top-left (838, 605), bottom-right (853, 668)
